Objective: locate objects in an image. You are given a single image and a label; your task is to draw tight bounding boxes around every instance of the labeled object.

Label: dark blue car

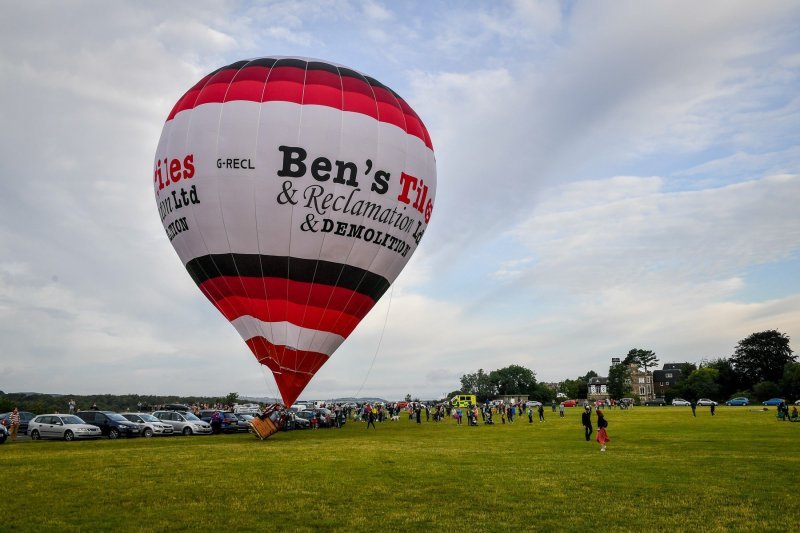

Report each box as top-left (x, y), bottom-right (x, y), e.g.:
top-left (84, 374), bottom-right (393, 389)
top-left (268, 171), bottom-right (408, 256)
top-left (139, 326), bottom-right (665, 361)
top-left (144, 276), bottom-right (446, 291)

top-left (762, 398), bottom-right (785, 406)
top-left (725, 397), bottom-right (750, 406)
top-left (198, 410), bottom-right (239, 433)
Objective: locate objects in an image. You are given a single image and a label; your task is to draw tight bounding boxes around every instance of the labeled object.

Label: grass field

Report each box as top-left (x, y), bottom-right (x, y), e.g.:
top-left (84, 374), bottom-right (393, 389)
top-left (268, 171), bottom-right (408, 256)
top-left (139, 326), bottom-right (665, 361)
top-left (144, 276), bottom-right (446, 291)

top-left (2, 406), bottom-right (797, 532)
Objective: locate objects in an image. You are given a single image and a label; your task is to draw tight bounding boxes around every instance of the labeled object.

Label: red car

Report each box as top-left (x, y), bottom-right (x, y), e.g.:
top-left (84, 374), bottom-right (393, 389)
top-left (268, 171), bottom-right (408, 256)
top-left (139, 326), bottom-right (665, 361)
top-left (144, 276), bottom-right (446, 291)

top-left (562, 400), bottom-right (578, 407)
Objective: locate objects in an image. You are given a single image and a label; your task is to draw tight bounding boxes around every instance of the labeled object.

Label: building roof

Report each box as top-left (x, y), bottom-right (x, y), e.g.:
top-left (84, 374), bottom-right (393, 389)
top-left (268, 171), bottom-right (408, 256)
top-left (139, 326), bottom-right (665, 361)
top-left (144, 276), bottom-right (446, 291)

top-left (653, 369), bottom-right (682, 384)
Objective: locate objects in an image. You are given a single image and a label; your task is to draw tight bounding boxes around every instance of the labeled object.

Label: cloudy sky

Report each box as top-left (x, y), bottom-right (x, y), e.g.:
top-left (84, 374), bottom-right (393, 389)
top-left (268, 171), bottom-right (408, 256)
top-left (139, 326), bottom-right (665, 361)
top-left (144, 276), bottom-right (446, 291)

top-left (1, 1), bottom-right (798, 401)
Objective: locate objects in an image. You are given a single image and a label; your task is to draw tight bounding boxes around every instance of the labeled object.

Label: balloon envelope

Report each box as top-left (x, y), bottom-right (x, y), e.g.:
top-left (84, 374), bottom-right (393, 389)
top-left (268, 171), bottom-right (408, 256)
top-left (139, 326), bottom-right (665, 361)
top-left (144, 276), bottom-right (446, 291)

top-left (153, 57), bottom-right (436, 406)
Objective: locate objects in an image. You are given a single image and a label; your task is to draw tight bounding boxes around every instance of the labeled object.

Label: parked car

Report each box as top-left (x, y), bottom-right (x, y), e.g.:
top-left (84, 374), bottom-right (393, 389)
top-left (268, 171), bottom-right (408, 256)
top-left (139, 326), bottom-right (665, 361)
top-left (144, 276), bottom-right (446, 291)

top-left (28, 414), bottom-right (102, 441)
top-left (162, 404), bottom-right (192, 411)
top-left (562, 400), bottom-right (578, 407)
top-left (644, 398), bottom-right (667, 406)
top-left (295, 409), bottom-right (334, 428)
top-left (762, 398), bottom-right (785, 406)
top-left (725, 397), bottom-right (750, 406)
top-left (525, 401), bottom-right (543, 408)
top-left (75, 411), bottom-right (141, 439)
top-left (0, 411), bottom-right (36, 435)
top-left (289, 413), bottom-right (311, 430)
top-left (696, 398), bottom-right (718, 406)
top-left (232, 413), bottom-right (254, 432)
top-left (120, 412), bottom-right (175, 437)
top-left (0, 424), bottom-right (8, 444)
top-left (671, 398), bottom-right (691, 406)
top-left (198, 410), bottom-right (239, 433)
top-left (152, 410), bottom-right (213, 436)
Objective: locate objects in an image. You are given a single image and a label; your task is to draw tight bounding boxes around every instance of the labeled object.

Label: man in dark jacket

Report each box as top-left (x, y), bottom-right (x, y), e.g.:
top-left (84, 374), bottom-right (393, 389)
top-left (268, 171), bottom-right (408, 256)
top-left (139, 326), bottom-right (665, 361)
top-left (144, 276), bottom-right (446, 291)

top-left (581, 406), bottom-right (593, 441)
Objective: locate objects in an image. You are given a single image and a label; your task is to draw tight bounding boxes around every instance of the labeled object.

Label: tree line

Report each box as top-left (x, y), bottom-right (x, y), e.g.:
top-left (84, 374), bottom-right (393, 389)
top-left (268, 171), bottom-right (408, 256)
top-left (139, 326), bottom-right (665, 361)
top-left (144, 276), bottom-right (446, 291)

top-left (663, 330), bottom-right (797, 402)
top-left (0, 392), bottom-right (242, 414)
top-left (454, 330), bottom-right (797, 404)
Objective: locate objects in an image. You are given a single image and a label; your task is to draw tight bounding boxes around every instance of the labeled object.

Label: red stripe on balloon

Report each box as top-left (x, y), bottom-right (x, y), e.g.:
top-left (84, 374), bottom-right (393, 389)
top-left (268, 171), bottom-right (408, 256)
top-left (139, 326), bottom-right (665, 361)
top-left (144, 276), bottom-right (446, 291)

top-left (198, 277), bottom-right (376, 318)
top-left (303, 68), bottom-right (343, 109)
top-left (246, 336), bottom-right (329, 406)
top-left (261, 64), bottom-right (305, 104)
top-left (203, 294), bottom-right (367, 338)
top-left (166, 62), bottom-right (432, 149)
top-left (341, 75), bottom-right (379, 120)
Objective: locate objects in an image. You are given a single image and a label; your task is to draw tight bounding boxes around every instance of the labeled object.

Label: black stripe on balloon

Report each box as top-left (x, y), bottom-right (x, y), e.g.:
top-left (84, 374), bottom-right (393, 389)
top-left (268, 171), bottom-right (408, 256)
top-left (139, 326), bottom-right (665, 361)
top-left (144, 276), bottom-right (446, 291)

top-left (213, 58), bottom-right (403, 100)
top-left (185, 254), bottom-right (390, 302)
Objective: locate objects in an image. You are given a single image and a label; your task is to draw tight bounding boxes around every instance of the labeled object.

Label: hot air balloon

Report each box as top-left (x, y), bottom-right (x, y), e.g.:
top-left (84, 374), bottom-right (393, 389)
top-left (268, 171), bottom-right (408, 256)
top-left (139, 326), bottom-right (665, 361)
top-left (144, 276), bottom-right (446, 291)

top-left (153, 57), bottom-right (436, 410)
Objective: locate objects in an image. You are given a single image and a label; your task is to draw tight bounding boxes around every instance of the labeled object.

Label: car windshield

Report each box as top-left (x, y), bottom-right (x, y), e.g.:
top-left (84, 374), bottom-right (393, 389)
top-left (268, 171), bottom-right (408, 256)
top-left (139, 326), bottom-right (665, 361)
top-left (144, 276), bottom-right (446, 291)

top-left (107, 413), bottom-right (129, 422)
top-left (139, 414), bottom-right (159, 422)
top-left (184, 413), bottom-right (201, 421)
top-left (62, 415), bottom-right (85, 425)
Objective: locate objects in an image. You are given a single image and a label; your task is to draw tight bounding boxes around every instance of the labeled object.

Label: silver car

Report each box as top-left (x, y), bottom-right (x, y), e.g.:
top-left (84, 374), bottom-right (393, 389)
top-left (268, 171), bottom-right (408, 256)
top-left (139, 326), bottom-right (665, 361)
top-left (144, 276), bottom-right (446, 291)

top-left (121, 412), bottom-right (175, 437)
top-left (28, 414), bottom-right (102, 441)
top-left (152, 410), bottom-right (212, 436)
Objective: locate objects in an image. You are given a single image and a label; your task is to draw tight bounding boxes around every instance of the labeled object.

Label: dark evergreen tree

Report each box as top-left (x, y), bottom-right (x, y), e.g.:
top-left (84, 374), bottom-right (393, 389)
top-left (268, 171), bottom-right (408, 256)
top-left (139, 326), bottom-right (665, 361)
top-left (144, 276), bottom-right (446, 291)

top-left (731, 330), bottom-right (795, 385)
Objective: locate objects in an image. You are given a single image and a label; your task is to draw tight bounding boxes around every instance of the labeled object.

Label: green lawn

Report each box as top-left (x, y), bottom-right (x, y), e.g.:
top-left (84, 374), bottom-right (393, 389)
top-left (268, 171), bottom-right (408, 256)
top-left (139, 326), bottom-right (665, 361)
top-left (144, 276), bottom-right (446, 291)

top-left (2, 406), bottom-right (797, 532)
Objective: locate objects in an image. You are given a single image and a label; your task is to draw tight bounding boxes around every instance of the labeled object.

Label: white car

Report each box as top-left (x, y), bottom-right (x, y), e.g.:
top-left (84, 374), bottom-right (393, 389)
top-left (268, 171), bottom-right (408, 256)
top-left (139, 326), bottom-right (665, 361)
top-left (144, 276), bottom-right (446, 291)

top-left (121, 412), bottom-right (175, 437)
top-left (696, 398), bottom-right (718, 406)
top-left (28, 414), bottom-right (102, 441)
top-left (152, 410), bottom-right (212, 436)
top-left (671, 398), bottom-right (691, 406)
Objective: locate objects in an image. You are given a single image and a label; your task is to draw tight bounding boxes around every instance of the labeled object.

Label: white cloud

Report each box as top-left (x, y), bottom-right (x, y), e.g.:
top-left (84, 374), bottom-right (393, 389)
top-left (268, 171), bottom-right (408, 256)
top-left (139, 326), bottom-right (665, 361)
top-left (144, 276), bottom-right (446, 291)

top-left (509, 174), bottom-right (800, 290)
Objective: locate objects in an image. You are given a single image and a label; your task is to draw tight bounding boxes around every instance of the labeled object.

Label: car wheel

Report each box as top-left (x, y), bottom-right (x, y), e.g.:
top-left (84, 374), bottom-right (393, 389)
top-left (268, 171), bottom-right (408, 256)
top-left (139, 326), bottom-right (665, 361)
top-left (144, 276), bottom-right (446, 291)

top-left (143, 428), bottom-right (153, 438)
top-left (31, 429), bottom-right (40, 440)
top-left (182, 426), bottom-right (192, 436)
top-left (108, 428), bottom-right (119, 439)
top-left (64, 430), bottom-right (74, 441)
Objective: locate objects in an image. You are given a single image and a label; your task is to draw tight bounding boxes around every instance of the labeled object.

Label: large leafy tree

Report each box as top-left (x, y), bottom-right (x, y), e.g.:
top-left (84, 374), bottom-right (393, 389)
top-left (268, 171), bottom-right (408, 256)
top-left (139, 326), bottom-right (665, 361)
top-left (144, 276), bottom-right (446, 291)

top-left (607, 363), bottom-right (631, 400)
top-left (224, 392), bottom-right (239, 406)
top-left (752, 381), bottom-right (781, 401)
top-left (731, 330), bottom-right (795, 385)
top-left (459, 369), bottom-right (496, 402)
top-left (702, 358), bottom-right (744, 399)
top-left (489, 365), bottom-right (537, 396)
top-left (559, 379), bottom-right (581, 400)
top-left (683, 368), bottom-right (720, 401)
top-left (780, 362), bottom-right (800, 400)
top-left (529, 383), bottom-right (555, 403)
top-left (624, 348), bottom-right (660, 374)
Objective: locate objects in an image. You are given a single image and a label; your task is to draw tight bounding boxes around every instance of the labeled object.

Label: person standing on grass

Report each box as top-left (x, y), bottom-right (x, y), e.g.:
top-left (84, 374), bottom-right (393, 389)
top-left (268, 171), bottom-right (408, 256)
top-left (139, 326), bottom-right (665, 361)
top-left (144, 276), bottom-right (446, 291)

top-left (710, 403), bottom-right (715, 416)
top-left (596, 410), bottom-right (610, 452)
top-left (538, 404), bottom-right (545, 422)
top-left (559, 402), bottom-right (565, 418)
top-left (527, 407), bottom-right (533, 423)
top-left (366, 407), bottom-right (376, 429)
top-left (690, 400), bottom-right (697, 417)
top-left (581, 406), bottom-right (593, 442)
top-left (9, 407), bottom-right (20, 442)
